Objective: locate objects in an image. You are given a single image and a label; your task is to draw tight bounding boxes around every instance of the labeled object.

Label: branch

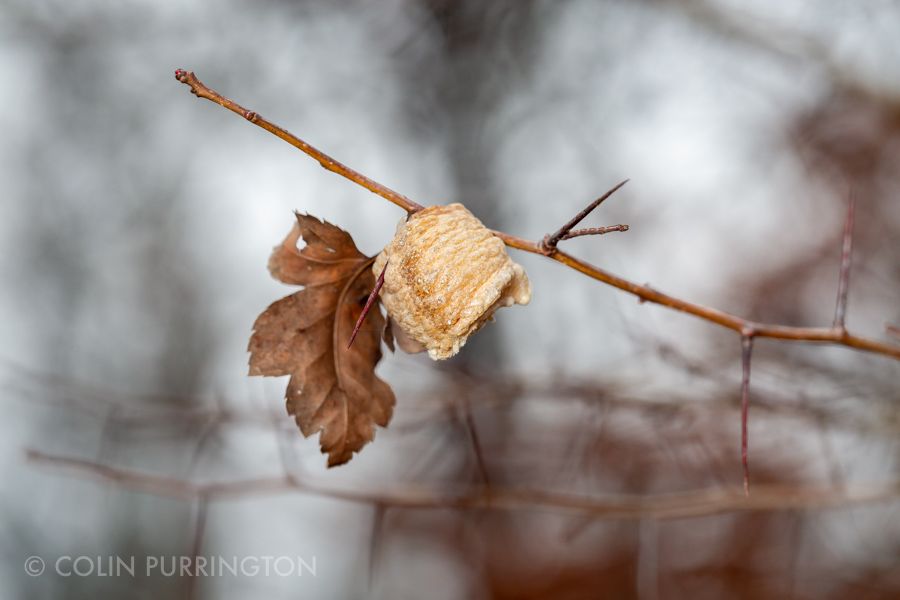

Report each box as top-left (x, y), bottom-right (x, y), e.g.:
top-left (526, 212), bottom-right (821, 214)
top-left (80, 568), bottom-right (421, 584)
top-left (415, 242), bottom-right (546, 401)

top-left (560, 225), bottom-right (630, 240)
top-left (26, 450), bottom-right (900, 521)
top-left (173, 69), bottom-right (900, 363)
top-left (740, 335), bottom-right (754, 496)
top-left (833, 192), bottom-right (855, 330)
top-left (185, 495), bottom-right (209, 600)
top-left (541, 179), bottom-right (629, 252)
top-left (495, 231), bottom-right (900, 360)
top-left (173, 70), bottom-right (423, 214)
top-left (460, 393), bottom-right (490, 486)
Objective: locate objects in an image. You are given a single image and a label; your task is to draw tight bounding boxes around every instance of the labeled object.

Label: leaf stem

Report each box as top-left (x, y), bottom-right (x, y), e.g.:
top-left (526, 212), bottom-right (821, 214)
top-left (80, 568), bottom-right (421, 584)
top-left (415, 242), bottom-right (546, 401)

top-left (348, 260), bottom-right (387, 349)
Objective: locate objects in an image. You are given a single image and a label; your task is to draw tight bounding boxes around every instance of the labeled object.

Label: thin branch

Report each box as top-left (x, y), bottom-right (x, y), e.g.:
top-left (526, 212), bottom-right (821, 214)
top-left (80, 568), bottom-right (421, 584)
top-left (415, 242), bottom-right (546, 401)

top-left (26, 449), bottom-right (900, 520)
top-left (460, 394), bottom-right (490, 486)
top-left (740, 334), bottom-right (754, 496)
top-left (186, 495), bottom-right (209, 600)
top-left (888, 324), bottom-right (900, 340)
top-left (174, 70), bottom-right (423, 214)
top-left (9, 359), bottom-right (897, 443)
top-left (541, 179), bottom-right (629, 252)
top-left (833, 192), bottom-right (856, 330)
top-left (174, 70), bottom-right (900, 363)
top-left (560, 224), bottom-right (630, 240)
top-left (348, 260), bottom-right (387, 349)
top-left (494, 230), bottom-right (900, 360)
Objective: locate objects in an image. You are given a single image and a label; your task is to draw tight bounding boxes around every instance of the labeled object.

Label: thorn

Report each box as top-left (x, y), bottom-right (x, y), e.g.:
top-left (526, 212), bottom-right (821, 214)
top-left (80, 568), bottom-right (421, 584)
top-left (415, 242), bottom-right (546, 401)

top-left (638, 282), bottom-right (654, 304)
top-left (542, 179), bottom-right (630, 252)
top-left (348, 261), bottom-right (388, 349)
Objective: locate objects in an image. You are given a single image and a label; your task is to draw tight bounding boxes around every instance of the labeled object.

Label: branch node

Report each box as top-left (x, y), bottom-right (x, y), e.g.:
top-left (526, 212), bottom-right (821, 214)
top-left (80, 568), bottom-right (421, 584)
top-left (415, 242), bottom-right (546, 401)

top-left (538, 234), bottom-right (557, 256)
top-left (541, 179), bottom-right (629, 252)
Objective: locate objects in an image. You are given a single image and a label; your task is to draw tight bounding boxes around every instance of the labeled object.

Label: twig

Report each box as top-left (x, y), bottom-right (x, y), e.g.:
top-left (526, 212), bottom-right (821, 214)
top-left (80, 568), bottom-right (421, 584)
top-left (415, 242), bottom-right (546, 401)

top-left (173, 69), bottom-right (900, 362)
top-left (740, 334), bottom-right (754, 496)
top-left (560, 225), bottom-right (630, 240)
top-left (460, 394), bottom-right (490, 486)
top-left (12, 359), bottom-right (895, 453)
top-left (26, 449), bottom-right (900, 520)
top-left (186, 495), bottom-right (209, 600)
top-left (348, 260), bottom-right (388, 348)
top-left (541, 179), bottom-right (629, 253)
top-left (833, 192), bottom-right (855, 330)
top-left (173, 70), bottom-right (423, 214)
top-left (496, 230), bottom-right (900, 360)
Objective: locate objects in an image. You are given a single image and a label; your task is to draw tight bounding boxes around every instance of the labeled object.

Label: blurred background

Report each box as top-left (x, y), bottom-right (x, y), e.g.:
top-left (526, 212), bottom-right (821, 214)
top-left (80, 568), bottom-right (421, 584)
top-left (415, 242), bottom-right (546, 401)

top-left (2, 0), bottom-right (899, 598)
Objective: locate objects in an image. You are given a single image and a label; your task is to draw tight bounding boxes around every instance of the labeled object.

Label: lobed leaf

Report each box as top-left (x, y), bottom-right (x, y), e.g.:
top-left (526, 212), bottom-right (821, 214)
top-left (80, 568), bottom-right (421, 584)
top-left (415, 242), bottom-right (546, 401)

top-left (249, 214), bottom-right (395, 467)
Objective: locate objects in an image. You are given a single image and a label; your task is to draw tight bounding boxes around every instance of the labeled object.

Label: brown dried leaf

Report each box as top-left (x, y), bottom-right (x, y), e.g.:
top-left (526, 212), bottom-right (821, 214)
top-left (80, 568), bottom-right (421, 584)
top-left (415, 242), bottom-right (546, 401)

top-left (248, 213), bottom-right (394, 467)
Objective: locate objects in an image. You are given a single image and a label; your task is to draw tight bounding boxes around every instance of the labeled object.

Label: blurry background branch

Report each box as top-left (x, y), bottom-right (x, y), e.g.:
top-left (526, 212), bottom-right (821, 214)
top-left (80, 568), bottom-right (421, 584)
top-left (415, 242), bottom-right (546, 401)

top-left (27, 449), bottom-right (900, 520)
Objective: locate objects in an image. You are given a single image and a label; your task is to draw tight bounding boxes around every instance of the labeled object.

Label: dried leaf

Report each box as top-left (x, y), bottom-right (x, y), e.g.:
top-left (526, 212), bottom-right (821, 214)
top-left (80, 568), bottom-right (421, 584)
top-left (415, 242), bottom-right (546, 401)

top-left (249, 213), bottom-right (394, 467)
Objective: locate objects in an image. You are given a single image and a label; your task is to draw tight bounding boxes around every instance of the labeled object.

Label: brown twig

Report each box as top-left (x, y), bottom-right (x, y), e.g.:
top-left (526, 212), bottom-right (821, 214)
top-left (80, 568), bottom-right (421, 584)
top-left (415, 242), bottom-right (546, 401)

top-left (560, 224), bottom-right (630, 240)
top-left (173, 70), bottom-right (423, 214)
top-left (186, 495), bottom-right (209, 600)
top-left (541, 179), bottom-right (629, 253)
top-left (494, 230), bottom-right (900, 360)
top-left (460, 394), bottom-right (490, 486)
top-left (25, 449), bottom-right (900, 520)
top-left (173, 69), bottom-right (900, 362)
top-left (833, 192), bottom-right (855, 330)
top-left (740, 334), bottom-right (754, 496)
